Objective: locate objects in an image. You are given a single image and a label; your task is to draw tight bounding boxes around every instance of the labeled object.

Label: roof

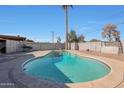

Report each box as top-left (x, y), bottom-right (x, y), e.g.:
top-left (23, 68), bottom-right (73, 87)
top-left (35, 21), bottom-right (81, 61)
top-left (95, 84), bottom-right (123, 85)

top-left (0, 35), bottom-right (26, 41)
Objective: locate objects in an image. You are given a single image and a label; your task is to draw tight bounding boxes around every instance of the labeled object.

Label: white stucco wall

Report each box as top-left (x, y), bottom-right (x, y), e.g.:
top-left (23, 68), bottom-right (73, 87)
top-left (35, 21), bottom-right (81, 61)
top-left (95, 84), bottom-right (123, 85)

top-left (71, 42), bottom-right (121, 54)
top-left (89, 42), bottom-right (102, 52)
top-left (78, 42), bottom-right (90, 51)
top-left (78, 42), bottom-right (102, 52)
top-left (122, 41), bottom-right (124, 52)
top-left (70, 43), bottom-right (75, 50)
top-left (101, 46), bottom-right (119, 54)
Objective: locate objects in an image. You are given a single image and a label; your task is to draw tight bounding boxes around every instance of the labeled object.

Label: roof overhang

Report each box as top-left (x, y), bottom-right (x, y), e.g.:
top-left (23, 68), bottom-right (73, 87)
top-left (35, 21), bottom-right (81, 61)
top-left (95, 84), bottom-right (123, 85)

top-left (0, 35), bottom-right (26, 41)
top-left (0, 38), bottom-right (7, 40)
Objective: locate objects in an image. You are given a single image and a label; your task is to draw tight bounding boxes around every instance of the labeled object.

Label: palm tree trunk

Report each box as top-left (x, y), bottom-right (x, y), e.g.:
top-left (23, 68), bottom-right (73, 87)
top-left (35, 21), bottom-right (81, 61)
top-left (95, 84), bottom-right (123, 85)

top-left (65, 6), bottom-right (68, 50)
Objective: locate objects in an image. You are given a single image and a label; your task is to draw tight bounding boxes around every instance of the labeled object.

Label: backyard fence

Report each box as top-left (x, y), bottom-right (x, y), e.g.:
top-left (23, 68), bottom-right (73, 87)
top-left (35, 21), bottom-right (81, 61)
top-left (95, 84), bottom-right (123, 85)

top-left (2, 39), bottom-right (124, 55)
top-left (70, 41), bottom-right (124, 54)
top-left (23, 42), bottom-right (65, 51)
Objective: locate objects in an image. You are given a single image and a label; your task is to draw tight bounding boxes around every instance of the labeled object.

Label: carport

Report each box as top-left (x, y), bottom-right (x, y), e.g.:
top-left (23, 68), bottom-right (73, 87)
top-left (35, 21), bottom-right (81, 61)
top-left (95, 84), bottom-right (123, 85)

top-left (0, 35), bottom-right (26, 54)
top-left (0, 38), bottom-right (6, 54)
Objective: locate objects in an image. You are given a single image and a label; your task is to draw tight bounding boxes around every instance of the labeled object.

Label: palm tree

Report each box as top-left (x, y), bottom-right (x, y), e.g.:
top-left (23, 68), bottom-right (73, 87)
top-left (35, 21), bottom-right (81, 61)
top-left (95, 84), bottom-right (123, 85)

top-left (62, 5), bottom-right (73, 50)
top-left (69, 30), bottom-right (77, 43)
top-left (68, 30), bottom-right (79, 50)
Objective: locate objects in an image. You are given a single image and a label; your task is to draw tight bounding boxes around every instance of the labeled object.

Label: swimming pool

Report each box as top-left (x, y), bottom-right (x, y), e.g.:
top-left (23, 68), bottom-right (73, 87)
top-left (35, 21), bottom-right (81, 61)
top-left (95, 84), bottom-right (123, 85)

top-left (23, 51), bottom-right (110, 83)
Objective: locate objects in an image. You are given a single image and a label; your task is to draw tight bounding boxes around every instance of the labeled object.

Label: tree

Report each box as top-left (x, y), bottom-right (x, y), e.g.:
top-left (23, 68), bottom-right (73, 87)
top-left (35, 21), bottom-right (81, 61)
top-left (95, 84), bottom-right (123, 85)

top-left (112, 29), bottom-right (123, 54)
top-left (69, 30), bottom-right (77, 43)
top-left (102, 24), bottom-right (123, 54)
top-left (68, 30), bottom-right (79, 50)
top-left (26, 39), bottom-right (34, 42)
top-left (102, 24), bottom-right (116, 42)
top-left (90, 39), bottom-right (100, 42)
top-left (78, 35), bottom-right (85, 42)
top-left (62, 5), bottom-right (73, 50)
top-left (57, 37), bottom-right (62, 49)
top-left (57, 37), bottom-right (61, 43)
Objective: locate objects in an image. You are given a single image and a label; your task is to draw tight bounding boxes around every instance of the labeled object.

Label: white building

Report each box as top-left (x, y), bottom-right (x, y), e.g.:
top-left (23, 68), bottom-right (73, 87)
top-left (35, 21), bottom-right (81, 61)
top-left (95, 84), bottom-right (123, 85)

top-left (0, 35), bottom-right (26, 54)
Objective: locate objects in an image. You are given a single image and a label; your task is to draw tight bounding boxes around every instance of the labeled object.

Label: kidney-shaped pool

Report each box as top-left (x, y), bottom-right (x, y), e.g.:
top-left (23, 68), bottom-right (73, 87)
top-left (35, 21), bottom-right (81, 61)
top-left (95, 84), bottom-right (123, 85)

top-left (23, 51), bottom-right (111, 83)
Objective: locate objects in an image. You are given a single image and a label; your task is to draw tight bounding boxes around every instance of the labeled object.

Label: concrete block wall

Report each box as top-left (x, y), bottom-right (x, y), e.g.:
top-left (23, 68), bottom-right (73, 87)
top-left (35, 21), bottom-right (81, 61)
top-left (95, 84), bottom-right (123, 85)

top-left (5, 40), bottom-right (124, 54)
top-left (24, 42), bottom-right (65, 51)
top-left (6, 41), bottom-right (65, 53)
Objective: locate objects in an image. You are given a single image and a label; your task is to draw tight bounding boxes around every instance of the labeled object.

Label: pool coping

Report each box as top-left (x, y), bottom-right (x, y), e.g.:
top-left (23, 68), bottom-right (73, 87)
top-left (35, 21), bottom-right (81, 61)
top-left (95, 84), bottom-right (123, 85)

top-left (12, 50), bottom-right (124, 88)
top-left (12, 50), bottom-right (69, 88)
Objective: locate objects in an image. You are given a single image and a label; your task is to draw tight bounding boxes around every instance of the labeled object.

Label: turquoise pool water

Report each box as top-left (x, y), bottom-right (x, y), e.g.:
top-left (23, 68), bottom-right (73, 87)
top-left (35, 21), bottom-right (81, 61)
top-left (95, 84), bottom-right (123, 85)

top-left (23, 51), bottom-right (110, 83)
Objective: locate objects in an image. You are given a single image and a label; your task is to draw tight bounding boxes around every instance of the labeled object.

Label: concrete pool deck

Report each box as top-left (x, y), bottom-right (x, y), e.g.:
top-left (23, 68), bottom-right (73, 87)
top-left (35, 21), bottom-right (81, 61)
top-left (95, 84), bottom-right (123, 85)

top-left (67, 50), bottom-right (124, 88)
top-left (0, 50), bottom-right (124, 88)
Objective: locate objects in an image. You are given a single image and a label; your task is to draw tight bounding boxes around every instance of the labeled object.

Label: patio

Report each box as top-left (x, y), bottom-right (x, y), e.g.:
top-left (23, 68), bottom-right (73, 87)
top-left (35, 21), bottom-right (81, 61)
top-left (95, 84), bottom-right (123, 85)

top-left (0, 50), bottom-right (124, 88)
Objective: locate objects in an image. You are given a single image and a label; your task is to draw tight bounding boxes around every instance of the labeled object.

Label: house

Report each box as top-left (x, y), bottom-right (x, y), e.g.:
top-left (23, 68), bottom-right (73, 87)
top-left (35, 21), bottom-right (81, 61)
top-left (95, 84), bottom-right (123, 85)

top-left (0, 34), bottom-right (26, 54)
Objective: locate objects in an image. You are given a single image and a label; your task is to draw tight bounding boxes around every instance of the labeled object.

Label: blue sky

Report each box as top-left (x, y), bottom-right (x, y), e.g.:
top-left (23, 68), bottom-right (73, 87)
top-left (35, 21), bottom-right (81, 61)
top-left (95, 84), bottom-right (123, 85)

top-left (0, 5), bottom-right (124, 42)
